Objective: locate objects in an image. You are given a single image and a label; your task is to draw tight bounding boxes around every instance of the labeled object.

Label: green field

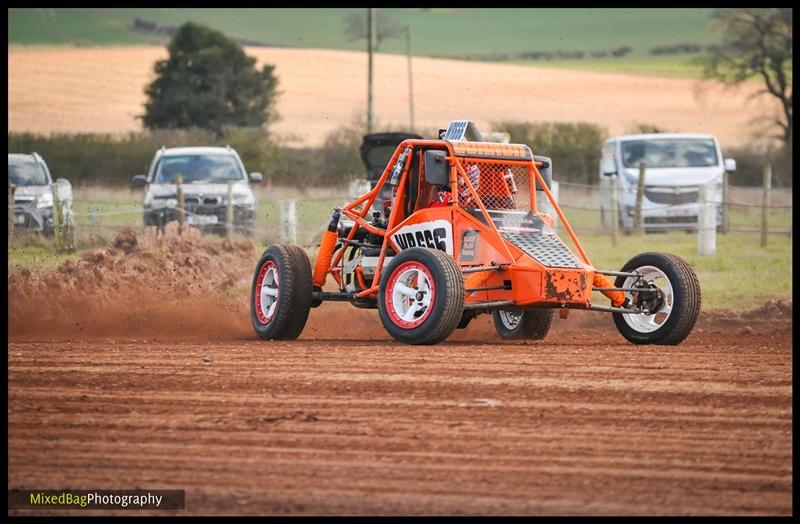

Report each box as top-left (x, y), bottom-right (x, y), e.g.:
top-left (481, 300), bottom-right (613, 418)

top-left (9, 8), bottom-right (718, 76)
top-left (576, 232), bottom-right (791, 312)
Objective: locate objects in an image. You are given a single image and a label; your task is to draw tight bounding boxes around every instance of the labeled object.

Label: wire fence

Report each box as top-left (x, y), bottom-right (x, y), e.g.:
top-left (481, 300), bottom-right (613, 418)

top-left (8, 180), bottom-right (793, 254)
top-left (549, 180), bottom-right (792, 238)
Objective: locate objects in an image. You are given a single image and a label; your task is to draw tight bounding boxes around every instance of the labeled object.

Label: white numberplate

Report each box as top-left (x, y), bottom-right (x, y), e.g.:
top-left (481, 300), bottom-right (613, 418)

top-left (665, 208), bottom-right (692, 217)
top-left (186, 214), bottom-right (218, 225)
top-left (14, 214), bottom-right (25, 225)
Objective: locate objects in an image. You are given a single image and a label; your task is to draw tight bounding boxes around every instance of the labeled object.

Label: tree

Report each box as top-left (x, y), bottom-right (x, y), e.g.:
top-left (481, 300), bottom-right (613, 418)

top-left (142, 22), bottom-right (279, 135)
top-left (699, 9), bottom-right (792, 144)
top-left (342, 10), bottom-right (404, 51)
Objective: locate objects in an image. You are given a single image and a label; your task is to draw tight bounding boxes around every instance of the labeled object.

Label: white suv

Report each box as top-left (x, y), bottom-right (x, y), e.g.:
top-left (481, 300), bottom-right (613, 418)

top-left (132, 146), bottom-right (262, 236)
top-left (8, 152), bottom-right (73, 236)
top-left (599, 133), bottom-right (736, 232)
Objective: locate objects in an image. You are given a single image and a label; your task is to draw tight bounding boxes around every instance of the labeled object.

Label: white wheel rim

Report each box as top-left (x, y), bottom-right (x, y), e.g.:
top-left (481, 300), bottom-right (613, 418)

top-left (621, 265), bottom-right (674, 334)
top-left (391, 267), bottom-right (433, 324)
top-left (498, 310), bottom-right (522, 330)
top-left (260, 267), bottom-right (279, 321)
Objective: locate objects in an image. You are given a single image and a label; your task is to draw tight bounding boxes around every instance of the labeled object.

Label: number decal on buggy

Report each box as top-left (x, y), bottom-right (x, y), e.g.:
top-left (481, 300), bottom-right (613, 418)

top-left (391, 220), bottom-right (453, 256)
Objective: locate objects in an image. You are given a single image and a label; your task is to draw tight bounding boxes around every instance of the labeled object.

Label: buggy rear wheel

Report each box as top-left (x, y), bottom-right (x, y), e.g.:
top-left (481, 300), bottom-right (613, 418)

top-left (378, 247), bottom-right (464, 345)
top-left (492, 309), bottom-right (553, 340)
top-left (250, 244), bottom-right (313, 340)
top-left (612, 252), bottom-right (700, 345)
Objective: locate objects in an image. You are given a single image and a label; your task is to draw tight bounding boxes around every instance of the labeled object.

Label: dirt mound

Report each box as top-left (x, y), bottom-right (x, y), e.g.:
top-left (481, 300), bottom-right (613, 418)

top-left (8, 227), bottom-right (791, 343)
top-left (752, 298), bottom-right (792, 318)
top-left (112, 226), bottom-right (138, 254)
top-left (8, 223), bottom-right (255, 340)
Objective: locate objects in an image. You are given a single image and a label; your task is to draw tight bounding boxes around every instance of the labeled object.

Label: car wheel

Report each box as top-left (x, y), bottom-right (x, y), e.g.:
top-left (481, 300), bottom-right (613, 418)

top-left (492, 309), bottom-right (553, 340)
top-left (251, 244), bottom-right (313, 340)
top-left (612, 252), bottom-right (701, 345)
top-left (378, 247), bottom-right (464, 345)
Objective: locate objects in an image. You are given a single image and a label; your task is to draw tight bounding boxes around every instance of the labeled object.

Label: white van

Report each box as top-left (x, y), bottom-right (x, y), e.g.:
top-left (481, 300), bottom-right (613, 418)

top-left (599, 133), bottom-right (736, 232)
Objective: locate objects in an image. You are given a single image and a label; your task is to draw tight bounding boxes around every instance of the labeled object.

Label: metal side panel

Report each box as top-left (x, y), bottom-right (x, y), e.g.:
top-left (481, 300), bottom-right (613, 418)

top-left (465, 208), bottom-right (582, 268)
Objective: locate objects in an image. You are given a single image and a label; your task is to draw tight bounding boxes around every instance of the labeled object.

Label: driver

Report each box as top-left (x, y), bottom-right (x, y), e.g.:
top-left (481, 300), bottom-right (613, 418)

top-left (430, 164), bottom-right (480, 208)
top-left (459, 164), bottom-right (481, 201)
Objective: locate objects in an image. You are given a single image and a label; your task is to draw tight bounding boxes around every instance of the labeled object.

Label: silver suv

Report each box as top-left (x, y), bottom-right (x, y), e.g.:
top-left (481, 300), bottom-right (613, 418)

top-left (132, 146), bottom-right (262, 236)
top-left (8, 152), bottom-right (73, 236)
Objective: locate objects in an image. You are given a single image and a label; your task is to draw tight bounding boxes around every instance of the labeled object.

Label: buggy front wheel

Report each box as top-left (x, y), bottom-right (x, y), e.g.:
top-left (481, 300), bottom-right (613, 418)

top-left (378, 247), bottom-right (465, 345)
top-left (612, 252), bottom-right (700, 345)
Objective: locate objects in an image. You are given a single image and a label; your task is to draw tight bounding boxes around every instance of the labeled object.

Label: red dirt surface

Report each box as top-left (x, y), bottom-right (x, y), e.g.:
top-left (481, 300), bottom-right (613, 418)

top-left (7, 229), bottom-right (793, 515)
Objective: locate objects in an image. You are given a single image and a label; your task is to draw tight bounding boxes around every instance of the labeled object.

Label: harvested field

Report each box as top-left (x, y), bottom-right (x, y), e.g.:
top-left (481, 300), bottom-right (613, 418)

top-left (7, 228), bottom-right (793, 515)
top-left (8, 46), bottom-right (782, 147)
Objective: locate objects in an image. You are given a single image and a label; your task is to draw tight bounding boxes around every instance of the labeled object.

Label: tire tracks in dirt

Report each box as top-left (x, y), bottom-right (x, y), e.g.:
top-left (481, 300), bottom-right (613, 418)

top-left (8, 329), bottom-right (792, 515)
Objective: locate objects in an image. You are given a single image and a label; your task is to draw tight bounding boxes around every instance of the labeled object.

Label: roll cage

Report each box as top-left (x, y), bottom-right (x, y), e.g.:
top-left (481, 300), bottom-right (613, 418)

top-left (328, 137), bottom-right (595, 306)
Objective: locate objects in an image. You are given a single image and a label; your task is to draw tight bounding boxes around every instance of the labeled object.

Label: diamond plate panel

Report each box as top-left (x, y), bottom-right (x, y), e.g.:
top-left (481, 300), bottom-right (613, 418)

top-left (501, 231), bottom-right (581, 268)
top-left (465, 209), bottom-right (581, 268)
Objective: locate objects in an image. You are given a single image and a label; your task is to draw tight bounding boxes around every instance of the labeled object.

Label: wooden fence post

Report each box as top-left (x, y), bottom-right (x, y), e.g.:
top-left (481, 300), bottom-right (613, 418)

top-left (634, 162), bottom-right (647, 234)
top-left (175, 174), bottom-right (185, 229)
top-left (226, 181), bottom-right (234, 235)
top-left (721, 169), bottom-right (729, 234)
top-left (52, 183), bottom-right (63, 249)
top-left (760, 163), bottom-right (771, 248)
top-left (8, 182), bottom-right (15, 238)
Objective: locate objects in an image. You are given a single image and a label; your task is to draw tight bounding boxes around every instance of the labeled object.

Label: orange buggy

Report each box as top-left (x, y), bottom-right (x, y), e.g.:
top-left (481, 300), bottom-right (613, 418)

top-left (251, 121), bottom-right (700, 345)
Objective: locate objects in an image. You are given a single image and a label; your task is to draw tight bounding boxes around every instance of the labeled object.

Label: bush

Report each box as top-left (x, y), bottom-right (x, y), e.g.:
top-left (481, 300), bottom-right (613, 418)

top-left (723, 143), bottom-right (792, 188)
top-left (13, 122), bottom-right (787, 190)
top-left (611, 46), bottom-right (632, 57)
top-left (491, 121), bottom-right (607, 185)
top-left (302, 119), bottom-right (439, 186)
top-left (7, 120), bottom-right (440, 189)
top-left (627, 122), bottom-right (670, 134)
top-left (9, 122), bottom-right (609, 188)
top-left (313, 124), bottom-right (365, 186)
top-left (8, 128), bottom-right (285, 186)
top-left (220, 127), bottom-right (283, 180)
top-left (650, 43), bottom-right (704, 55)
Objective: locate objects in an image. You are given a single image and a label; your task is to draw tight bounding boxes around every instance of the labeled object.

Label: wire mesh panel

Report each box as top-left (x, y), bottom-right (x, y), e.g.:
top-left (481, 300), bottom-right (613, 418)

top-left (455, 158), bottom-right (531, 211)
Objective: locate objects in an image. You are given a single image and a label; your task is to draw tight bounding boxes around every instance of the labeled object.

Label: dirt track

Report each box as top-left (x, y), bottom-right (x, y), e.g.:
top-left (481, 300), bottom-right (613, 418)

top-left (8, 306), bottom-right (792, 516)
top-left (7, 229), bottom-right (792, 515)
top-left (8, 45), bottom-right (782, 147)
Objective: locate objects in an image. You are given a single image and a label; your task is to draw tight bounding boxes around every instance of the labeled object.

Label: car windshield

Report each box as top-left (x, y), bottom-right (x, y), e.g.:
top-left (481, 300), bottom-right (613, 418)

top-left (154, 154), bottom-right (244, 183)
top-left (8, 157), bottom-right (48, 186)
top-left (621, 139), bottom-right (718, 168)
